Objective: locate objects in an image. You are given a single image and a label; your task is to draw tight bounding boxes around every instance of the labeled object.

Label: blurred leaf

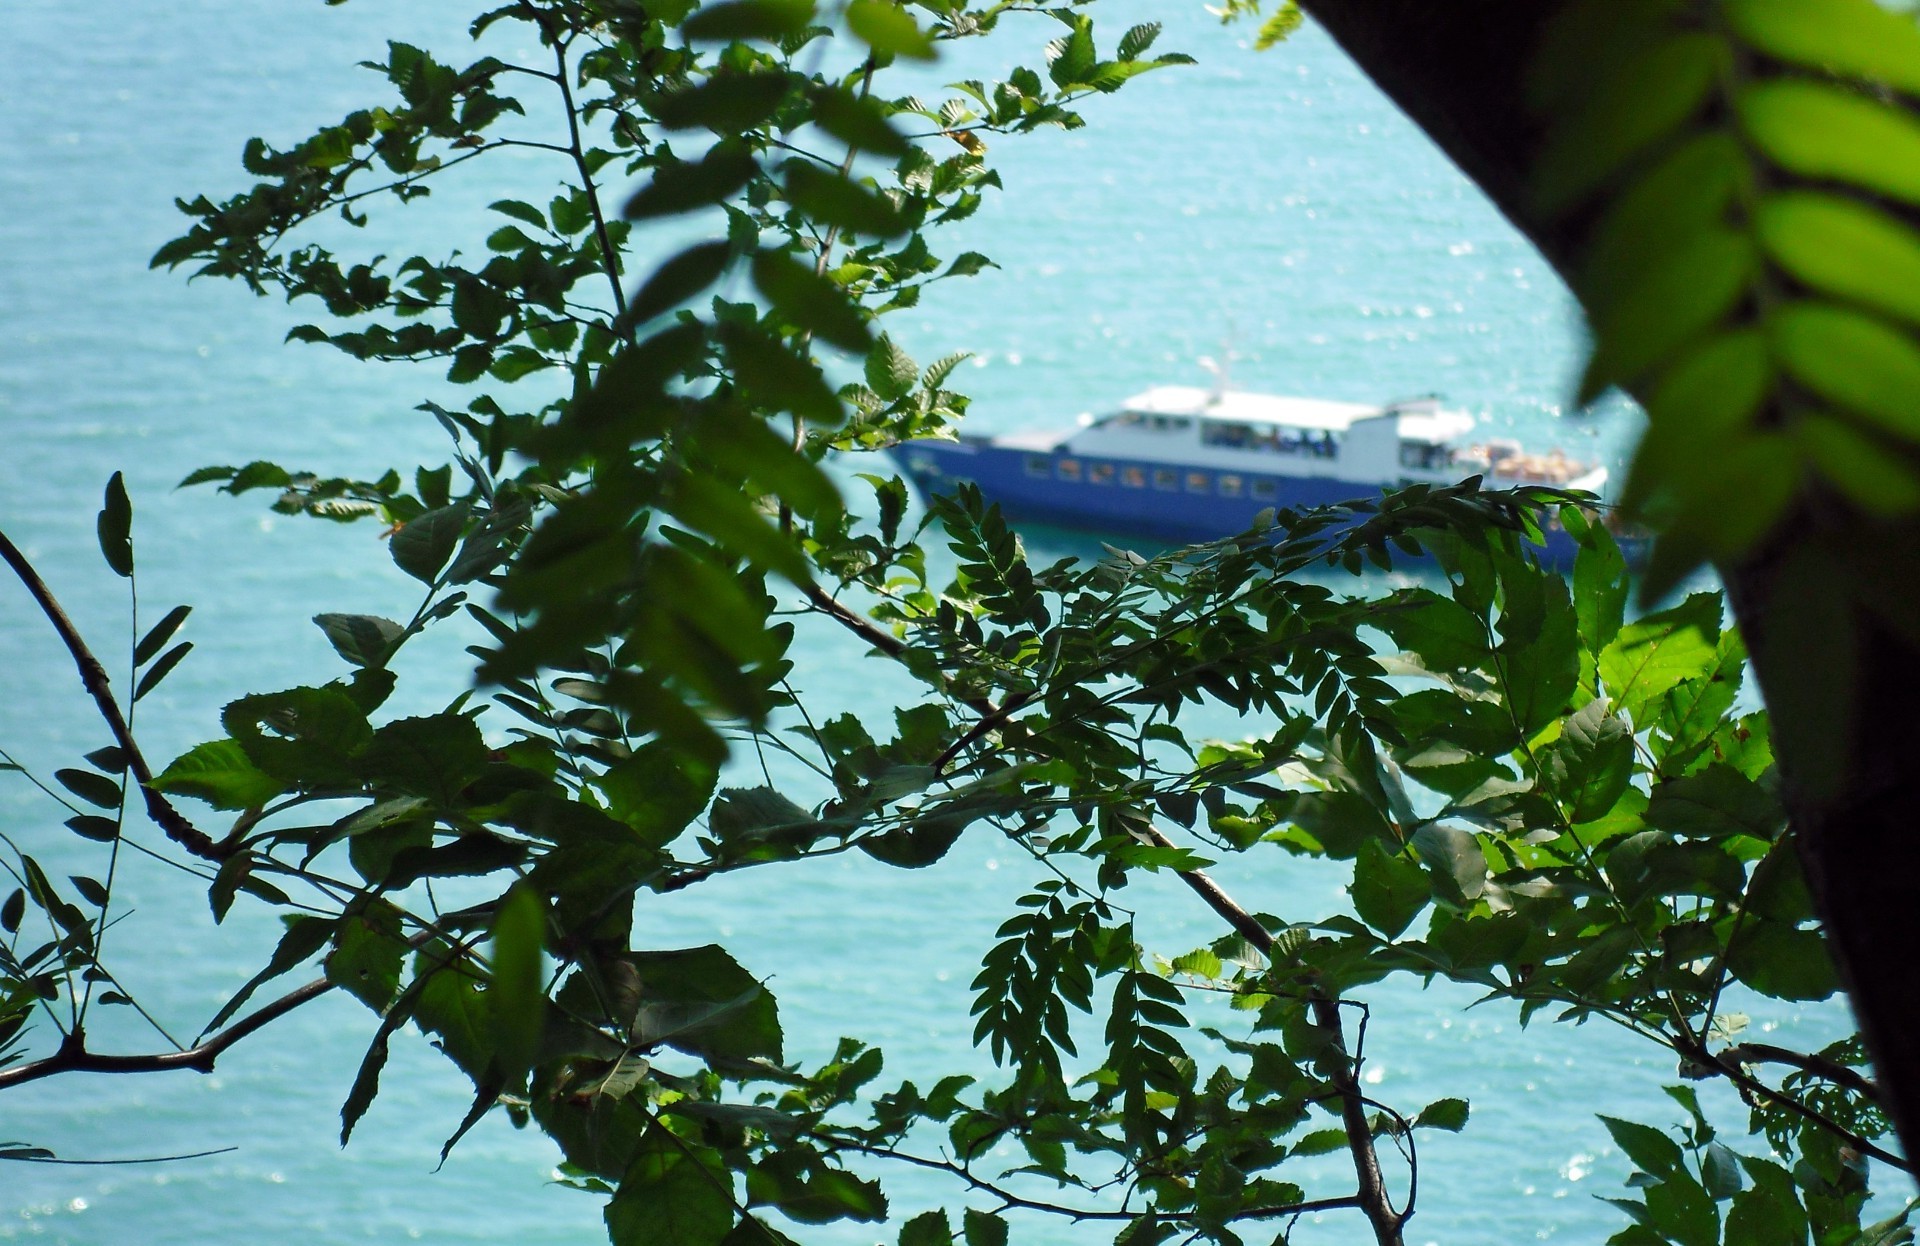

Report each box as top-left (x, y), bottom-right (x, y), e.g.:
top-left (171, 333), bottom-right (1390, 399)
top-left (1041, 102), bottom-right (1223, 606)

top-left (682, 0), bottom-right (814, 42)
top-left (625, 145), bottom-right (760, 220)
top-left (784, 163), bottom-right (905, 238)
top-left (846, 0), bottom-right (936, 60)
top-left (1738, 78), bottom-right (1920, 207)
top-left (751, 249), bottom-right (873, 352)
top-left (630, 240), bottom-right (733, 325)
top-left (489, 884), bottom-right (547, 1087)
top-left (1724, 0), bottom-right (1920, 97)
top-left (1771, 300), bottom-right (1920, 442)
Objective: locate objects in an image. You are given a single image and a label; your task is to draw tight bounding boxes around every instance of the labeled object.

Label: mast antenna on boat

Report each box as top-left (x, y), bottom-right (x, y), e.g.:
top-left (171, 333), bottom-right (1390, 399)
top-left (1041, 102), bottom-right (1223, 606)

top-left (1198, 336), bottom-right (1236, 405)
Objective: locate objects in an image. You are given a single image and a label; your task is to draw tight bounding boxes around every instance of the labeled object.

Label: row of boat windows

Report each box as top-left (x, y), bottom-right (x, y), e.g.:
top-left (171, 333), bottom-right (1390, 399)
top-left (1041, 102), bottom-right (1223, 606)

top-left (1103, 411), bottom-right (1346, 458)
top-left (1028, 455), bottom-right (1281, 500)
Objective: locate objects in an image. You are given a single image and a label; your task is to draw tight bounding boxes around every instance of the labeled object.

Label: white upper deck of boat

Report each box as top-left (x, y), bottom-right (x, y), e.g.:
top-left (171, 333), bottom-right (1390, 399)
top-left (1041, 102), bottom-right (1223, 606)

top-left (1115, 385), bottom-right (1477, 441)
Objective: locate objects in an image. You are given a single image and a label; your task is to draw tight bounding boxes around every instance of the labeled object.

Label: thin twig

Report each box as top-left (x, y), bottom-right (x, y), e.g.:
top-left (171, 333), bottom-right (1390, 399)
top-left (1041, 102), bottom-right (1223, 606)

top-left (0, 527), bottom-right (222, 860)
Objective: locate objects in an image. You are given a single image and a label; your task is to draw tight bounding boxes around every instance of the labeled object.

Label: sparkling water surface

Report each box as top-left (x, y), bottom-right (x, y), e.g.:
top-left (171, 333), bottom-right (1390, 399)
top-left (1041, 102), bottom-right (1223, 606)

top-left (0, 3), bottom-right (1847, 1242)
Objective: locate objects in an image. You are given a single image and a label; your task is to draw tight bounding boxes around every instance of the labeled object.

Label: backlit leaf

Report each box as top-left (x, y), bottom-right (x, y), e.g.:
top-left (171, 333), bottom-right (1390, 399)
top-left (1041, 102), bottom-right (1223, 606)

top-left (1739, 79), bottom-right (1920, 207)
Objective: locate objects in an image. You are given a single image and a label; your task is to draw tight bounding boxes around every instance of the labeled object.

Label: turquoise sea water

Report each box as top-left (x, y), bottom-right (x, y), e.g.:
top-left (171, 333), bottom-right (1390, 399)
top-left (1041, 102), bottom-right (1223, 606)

top-left (0, 4), bottom-right (1851, 1242)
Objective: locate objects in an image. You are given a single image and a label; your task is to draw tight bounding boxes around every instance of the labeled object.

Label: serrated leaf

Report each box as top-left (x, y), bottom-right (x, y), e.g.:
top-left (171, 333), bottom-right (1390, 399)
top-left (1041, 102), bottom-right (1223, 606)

top-left (1598, 593), bottom-right (1720, 726)
top-left (1415, 1097), bottom-right (1469, 1131)
top-left (313, 613), bottom-right (404, 668)
top-left (864, 334), bottom-right (917, 401)
top-left (1350, 838), bottom-right (1429, 938)
top-left (390, 502), bottom-right (469, 584)
top-left (151, 739), bottom-right (286, 810)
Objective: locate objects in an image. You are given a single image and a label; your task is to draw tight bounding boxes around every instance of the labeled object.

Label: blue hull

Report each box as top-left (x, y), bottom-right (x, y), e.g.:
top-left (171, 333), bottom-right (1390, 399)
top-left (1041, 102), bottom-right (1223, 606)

top-left (893, 437), bottom-right (1640, 569)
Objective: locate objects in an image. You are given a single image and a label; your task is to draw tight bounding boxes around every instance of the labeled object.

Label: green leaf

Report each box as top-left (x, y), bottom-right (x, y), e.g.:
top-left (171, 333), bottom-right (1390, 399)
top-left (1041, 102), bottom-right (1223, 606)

top-left (1771, 300), bottom-right (1920, 442)
top-left (1724, 1156), bottom-right (1810, 1246)
top-left (151, 739), bottom-right (285, 810)
top-left (314, 613), bottom-right (404, 668)
top-left (390, 502), bottom-right (469, 584)
top-left (1535, 33), bottom-right (1726, 214)
top-left (682, 0), bottom-right (814, 42)
top-left (135, 605), bottom-right (192, 666)
top-left (1738, 78), bottom-right (1920, 208)
top-left (846, 0), bottom-right (936, 60)
top-left (809, 86), bottom-right (911, 157)
top-left (1581, 133), bottom-right (1752, 314)
top-left (864, 334), bottom-right (918, 402)
top-left (1756, 192), bottom-right (1920, 328)
top-left (718, 322), bottom-right (844, 425)
top-left (1598, 593), bottom-right (1720, 727)
top-left (1725, 920), bottom-right (1838, 1001)
top-left (489, 884), bottom-right (547, 1087)
top-left (359, 712), bottom-right (490, 807)
top-left (1601, 1115), bottom-right (1685, 1177)
top-left (630, 240), bottom-right (733, 325)
top-left (0, 889), bottom-right (24, 933)
top-left (784, 162), bottom-right (905, 237)
top-left (651, 71), bottom-right (793, 135)
top-left (1253, 5), bottom-right (1302, 52)
top-left (1350, 839), bottom-right (1429, 938)
top-left (599, 741), bottom-right (718, 843)
top-left (1799, 414), bottom-right (1920, 515)
top-left (204, 915), bottom-right (334, 1035)
top-left (860, 813), bottom-right (967, 868)
top-left (1410, 825), bottom-right (1487, 908)
top-left (133, 641), bottom-right (193, 702)
top-left (751, 248), bottom-right (873, 352)
top-left (1724, 0), bottom-right (1920, 98)
top-left (630, 945), bottom-right (782, 1061)
top-left (1548, 698), bottom-right (1634, 823)
top-left (1582, 229), bottom-right (1755, 401)
top-left (664, 473), bottom-right (814, 585)
top-left (54, 767), bottom-right (121, 810)
top-left (96, 472), bottom-right (133, 577)
top-left (900, 1211), bottom-right (952, 1246)
top-left (1645, 765), bottom-right (1783, 843)
top-left (625, 145), bottom-right (760, 220)
top-left (962, 1209), bottom-right (1008, 1246)
top-left (1624, 330), bottom-right (1773, 513)
top-left (1414, 1097), bottom-right (1469, 1131)
top-left (325, 898), bottom-right (409, 1011)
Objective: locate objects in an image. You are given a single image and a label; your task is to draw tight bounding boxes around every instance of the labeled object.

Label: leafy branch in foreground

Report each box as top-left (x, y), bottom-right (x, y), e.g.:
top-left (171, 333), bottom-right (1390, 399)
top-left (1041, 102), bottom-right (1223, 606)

top-left (0, 2), bottom-right (1911, 1244)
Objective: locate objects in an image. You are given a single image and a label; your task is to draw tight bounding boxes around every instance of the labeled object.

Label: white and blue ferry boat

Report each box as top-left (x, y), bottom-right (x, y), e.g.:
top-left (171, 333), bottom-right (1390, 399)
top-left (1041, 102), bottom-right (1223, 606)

top-left (896, 384), bottom-right (1632, 564)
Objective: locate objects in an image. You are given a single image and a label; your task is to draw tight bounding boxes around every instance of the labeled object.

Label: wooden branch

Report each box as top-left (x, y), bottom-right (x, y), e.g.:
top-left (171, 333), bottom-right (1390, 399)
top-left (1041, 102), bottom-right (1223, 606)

top-left (1725, 1041), bottom-right (1882, 1102)
top-left (0, 976), bottom-right (332, 1090)
top-left (1142, 825), bottom-right (1408, 1244)
top-left (0, 526), bottom-right (223, 860)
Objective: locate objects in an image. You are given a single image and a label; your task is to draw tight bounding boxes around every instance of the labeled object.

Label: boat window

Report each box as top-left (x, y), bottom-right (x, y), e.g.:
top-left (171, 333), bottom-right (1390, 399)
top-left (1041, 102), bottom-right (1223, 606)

top-left (1105, 411), bottom-right (1144, 428)
top-left (1185, 470), bottom-right (1211, 494)
top-left (1201, 421), bottom-right (1252, 448)
top-left (1025, 455), bottom-right (1051, 478)
top-left (1218, 474), bottom-right (1244, 498)
top-left (1057, 458), bottom-right (1081, 481)
top-left (1090, 462), bottom-right (1116, 485)
top-left (1400, 441), bottom-right (1451, 470)
top-left (1153, 468), bottom-right (1178, 491)
top-left (1251, 478), bottom-right (1278, 501)
top-left (1121, 466), bottom-right (1146, 488)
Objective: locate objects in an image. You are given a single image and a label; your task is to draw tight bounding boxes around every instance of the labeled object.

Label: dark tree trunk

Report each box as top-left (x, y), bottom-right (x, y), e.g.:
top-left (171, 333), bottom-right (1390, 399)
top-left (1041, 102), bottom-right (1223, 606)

top-left (1295, 0), bottom-right (1920, 1175)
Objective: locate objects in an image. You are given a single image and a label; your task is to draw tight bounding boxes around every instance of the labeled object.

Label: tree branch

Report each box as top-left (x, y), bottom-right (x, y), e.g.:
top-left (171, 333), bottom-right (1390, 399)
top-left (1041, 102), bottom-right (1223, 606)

top-left (1141, 824), bottom-right (1408, 1244)
top-left (0, 976), bottom-right (332, 1090)
top-left (0, 526), bottom-right (223, 860)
